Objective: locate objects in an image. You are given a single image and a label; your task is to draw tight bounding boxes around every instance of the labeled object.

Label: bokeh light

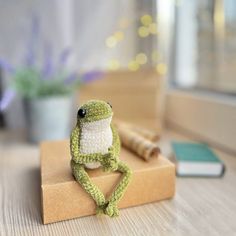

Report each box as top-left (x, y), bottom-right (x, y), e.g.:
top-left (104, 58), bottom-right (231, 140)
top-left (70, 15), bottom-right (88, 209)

top-left (140, 14), bottom-right (152, 26)
top-left (106, 36), bottom-right (117, 48)
top-left (156, 63), bottom-right (168, 75)
top-left (107, 59), bottom-right (120, 71)
top-left (128, 60), bottom-right (140, 71)
top-left (149, 23), bottom-right (157, 34)
top-left (138, 26), bottom-right (149, 37)
top-left (118, 17), bottom-right (130, 29)
top-left (136, 53), bottom-right (148, 65)
top-left (114, 31), bottom-right (124, 41)
top-left (152, 51), bottom-right (161, 63)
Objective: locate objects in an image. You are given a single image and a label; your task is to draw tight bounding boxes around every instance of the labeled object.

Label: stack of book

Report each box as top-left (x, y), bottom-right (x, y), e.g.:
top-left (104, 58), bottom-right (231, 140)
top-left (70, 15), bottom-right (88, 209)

top-left (172, 142), bottom-right (225, 177)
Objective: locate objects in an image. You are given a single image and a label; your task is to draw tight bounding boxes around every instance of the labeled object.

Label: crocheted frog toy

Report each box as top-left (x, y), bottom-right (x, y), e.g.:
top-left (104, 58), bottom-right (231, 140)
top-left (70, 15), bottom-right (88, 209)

top-left (70, 100), bottom-right (132, 217)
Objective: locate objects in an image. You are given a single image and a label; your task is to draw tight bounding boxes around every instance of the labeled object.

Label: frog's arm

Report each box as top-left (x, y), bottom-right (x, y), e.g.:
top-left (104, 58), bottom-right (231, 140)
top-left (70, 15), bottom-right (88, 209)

top-left (99, 124), bottom-right (120, 172)
top-left (70, 125), bottom-right (102, 164)
top-left (110, 123), bottom-right (120, 156)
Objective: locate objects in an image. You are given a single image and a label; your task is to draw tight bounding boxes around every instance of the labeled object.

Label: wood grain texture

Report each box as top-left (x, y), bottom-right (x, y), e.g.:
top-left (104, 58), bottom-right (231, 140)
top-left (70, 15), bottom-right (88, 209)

top-left (1, 130), bottom-right (236, 235)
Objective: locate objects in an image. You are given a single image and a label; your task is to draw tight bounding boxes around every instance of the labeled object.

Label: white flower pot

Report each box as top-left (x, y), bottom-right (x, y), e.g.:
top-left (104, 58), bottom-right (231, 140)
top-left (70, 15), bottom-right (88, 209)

top-left (24, 95), bottom-right (73, 143)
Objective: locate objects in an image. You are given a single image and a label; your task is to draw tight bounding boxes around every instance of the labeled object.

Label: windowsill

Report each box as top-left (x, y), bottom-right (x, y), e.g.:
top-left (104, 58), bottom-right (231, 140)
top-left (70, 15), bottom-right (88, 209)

top-left (168, 88), bottom-right (236, 105)
top-left (165, 88), bottom-right (236, 154)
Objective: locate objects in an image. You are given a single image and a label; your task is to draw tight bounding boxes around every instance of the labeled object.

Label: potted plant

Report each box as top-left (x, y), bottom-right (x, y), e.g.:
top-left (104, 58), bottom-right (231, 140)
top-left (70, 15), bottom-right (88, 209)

top-left (0, 57), bottom-right (102, 143)
top-left (0, 17), bottom-right (102, 143)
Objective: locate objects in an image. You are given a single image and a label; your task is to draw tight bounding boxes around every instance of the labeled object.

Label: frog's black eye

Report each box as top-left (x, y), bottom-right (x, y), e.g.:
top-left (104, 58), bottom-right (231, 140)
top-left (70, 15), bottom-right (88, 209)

top-left (77, 108), bottom-right (86, 118)
top-left (107, 102), bottom-right (112, 108)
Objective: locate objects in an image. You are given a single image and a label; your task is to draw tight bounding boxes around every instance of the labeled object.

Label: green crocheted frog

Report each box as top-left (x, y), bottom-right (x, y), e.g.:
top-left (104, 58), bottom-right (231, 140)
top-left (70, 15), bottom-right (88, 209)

top-left (70, 100), bottom-right (132, 217)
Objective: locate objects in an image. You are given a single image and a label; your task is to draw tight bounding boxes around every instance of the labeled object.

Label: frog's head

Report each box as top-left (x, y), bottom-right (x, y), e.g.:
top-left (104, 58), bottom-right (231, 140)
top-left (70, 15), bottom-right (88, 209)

top-left (77, 100), bottom-right (113, 124)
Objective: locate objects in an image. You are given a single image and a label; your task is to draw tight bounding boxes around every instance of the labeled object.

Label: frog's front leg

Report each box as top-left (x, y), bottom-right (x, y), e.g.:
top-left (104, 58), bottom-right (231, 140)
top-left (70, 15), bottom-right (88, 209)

top-left (105, 161), bottom-right (132, 217)
top-left (71, 160), bottom-right (107, 214)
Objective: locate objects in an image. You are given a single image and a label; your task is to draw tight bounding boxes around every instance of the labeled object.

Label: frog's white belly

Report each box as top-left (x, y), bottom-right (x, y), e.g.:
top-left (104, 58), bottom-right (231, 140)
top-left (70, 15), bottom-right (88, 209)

top-left (80, 117), bottom-right (113, 169)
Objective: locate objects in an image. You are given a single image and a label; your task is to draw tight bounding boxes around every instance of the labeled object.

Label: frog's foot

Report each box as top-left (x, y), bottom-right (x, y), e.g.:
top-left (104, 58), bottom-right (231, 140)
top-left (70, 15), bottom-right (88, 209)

top-left (96, 203), bottom-right (108, 216)
top-left (105, 202), bottom-right (119, 217)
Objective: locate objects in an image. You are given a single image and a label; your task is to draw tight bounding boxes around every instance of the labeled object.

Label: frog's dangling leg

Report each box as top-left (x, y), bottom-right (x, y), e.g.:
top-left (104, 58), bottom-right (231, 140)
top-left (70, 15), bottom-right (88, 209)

top-left (71, 160), bottom-right (107, 215)
top-left (105, 161), bottom-right (132, 217)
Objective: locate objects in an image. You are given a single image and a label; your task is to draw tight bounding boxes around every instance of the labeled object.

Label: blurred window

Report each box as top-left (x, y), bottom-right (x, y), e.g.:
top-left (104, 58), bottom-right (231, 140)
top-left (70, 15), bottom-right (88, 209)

top-left (172, 0), bottom-right (236, 95)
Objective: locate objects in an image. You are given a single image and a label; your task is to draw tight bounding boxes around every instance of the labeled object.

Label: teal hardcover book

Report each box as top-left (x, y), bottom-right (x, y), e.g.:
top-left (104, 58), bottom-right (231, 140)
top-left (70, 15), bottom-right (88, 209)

top-left (172, 142), bottom-right (225, 177)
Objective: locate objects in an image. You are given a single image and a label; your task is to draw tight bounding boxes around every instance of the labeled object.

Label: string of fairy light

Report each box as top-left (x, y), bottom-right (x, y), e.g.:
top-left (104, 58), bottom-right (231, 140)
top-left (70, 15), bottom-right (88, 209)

top-left (105, 14), bottom-right (168, 76)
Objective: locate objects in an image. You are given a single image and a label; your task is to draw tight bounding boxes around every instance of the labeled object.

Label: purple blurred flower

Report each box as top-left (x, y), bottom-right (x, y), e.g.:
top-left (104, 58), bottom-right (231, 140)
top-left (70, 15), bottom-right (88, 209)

top-left (0, 89), bottom-right (16, 111)
top-left (25, 49), bottom-right (35, 67)
top-left (25, 14), bottom-right (40, 66)
top-left (64, 72), bottom-right (77, 84)
top-left (42, 42), bottom-right (54, 79)
top-left (64, 70), bottom-right (104, 85)
top-left (81, 70), bottom-right (104, 83)
top-left (58, 47), bottom-right (72, 67)
top-left (0, 58), bottom-right (15, 74)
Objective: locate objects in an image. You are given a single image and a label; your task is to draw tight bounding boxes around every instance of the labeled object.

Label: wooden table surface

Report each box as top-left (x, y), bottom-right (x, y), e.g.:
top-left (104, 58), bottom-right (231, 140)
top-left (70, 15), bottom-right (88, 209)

top-left (0, 129), bottom-right (236, 236)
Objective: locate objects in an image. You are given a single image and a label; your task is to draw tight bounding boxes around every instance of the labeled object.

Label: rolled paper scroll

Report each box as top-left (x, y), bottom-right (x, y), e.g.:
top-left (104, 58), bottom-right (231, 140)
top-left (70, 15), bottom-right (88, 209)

top-left (114, 120), bottom-right (160, 142)
top-left (126, 125), bottom-right (160, 142)
top-left (116, 124), bottom-right (160, 161)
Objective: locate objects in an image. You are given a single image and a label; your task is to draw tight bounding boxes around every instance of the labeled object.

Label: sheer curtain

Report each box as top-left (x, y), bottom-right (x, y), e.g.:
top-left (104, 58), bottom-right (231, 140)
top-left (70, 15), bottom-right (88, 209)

top-left (0, 0), bottom-right (162, 128)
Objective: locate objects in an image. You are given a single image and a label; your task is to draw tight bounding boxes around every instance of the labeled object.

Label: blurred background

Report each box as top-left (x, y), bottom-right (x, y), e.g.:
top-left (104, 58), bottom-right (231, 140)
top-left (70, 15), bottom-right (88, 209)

top-left (1, 1), bottom-right (236, 233)
top-left (0, 0), bottom-right (235, 153)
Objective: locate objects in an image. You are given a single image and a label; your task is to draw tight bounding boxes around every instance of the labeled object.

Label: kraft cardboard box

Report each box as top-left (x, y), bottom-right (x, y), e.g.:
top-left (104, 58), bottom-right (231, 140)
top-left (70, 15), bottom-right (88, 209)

top-left (40, 140), bottom-right (175, 224)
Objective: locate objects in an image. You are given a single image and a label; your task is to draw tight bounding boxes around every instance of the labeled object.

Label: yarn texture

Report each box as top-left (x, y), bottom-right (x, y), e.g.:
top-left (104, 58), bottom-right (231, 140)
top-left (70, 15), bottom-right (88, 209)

top-left (70, 100), bottom-right (132, 217)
